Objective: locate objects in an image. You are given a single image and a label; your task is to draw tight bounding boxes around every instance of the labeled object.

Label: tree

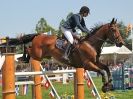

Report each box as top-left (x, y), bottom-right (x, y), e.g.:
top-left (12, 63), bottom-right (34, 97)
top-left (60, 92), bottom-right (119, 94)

top-left (35, 18), bottom-right (47, 33)
top-left (35, 17), bottom-right (57, 35)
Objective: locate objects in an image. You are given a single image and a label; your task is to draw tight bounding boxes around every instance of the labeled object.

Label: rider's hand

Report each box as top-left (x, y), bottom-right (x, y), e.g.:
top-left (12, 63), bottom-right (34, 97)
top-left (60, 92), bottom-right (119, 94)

top-left (80, 36), bottom-right (85, 42)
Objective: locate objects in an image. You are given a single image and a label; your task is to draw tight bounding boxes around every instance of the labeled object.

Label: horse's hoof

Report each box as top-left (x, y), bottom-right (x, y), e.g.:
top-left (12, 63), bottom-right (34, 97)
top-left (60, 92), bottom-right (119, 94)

top-left (102, 85), bottom-right (110, 93)
top-left (102, 86), bottom-right (107, 93)
top-left (108, 83), bottom-right (114, 91)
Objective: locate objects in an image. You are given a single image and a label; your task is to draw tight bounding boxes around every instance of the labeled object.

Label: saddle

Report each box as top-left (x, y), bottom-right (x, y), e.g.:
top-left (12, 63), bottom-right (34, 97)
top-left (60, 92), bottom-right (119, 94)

top-left (56, 32), bottom-right (82, 50)
top-left (56, 38), bottom-right (79, 51)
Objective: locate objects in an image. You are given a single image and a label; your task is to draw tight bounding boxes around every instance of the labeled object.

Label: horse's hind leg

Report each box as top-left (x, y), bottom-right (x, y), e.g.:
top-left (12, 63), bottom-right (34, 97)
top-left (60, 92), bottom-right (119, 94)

top-left (84, 61), bottom-right (107, 84)
top-left (30, 44), bottom-right (43, 61)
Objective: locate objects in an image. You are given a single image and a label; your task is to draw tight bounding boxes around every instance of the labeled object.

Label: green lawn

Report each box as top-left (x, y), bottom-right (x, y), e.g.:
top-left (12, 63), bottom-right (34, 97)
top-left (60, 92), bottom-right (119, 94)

top-left (0, 77), bottom-right (133, 99)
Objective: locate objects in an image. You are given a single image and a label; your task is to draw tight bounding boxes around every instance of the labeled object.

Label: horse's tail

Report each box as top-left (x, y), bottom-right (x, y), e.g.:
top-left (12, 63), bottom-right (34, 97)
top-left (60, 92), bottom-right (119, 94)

top-left (0, 33), bottom-right (38, 46)
top-left (19, 33), bottom-right (38, 44)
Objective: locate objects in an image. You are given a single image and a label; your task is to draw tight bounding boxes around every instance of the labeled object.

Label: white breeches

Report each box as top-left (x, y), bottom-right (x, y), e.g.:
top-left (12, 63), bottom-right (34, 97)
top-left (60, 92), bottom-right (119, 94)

top-left (61, 27), bottom-right (77, 44)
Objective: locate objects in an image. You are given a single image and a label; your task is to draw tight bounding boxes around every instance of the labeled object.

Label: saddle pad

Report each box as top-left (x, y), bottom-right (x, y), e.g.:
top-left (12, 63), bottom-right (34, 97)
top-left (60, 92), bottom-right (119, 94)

top-left (56, 39), bottom-right (65, 51)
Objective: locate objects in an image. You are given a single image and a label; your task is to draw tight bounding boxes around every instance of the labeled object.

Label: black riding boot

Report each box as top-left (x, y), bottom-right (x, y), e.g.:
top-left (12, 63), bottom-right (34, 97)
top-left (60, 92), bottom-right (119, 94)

top-left (62, 42), bottom-right (72, 61)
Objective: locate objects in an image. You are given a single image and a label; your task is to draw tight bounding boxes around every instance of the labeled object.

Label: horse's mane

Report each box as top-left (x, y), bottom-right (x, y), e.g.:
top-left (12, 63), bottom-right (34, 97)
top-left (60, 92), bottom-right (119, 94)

top-left (86, 23), bottom-right (104, 38)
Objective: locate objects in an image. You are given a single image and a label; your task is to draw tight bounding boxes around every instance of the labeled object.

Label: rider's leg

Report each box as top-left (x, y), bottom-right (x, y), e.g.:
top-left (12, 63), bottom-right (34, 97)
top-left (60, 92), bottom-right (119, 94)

top-left (63, 42), bottom-right (72, 60)
top-left (61, 27), bottom-right (74, 60)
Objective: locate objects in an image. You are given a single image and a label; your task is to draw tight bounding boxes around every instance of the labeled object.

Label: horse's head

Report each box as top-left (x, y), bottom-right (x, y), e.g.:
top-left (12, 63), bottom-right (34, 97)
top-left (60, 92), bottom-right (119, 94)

top-left (106, 18), bottom-right (125, 47)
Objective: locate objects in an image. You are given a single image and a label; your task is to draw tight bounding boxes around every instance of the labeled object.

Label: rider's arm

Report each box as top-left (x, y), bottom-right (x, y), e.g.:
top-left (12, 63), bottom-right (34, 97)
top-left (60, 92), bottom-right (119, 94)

top-left (81, 19), bottom-right (90, 34)
top-left (73, 15), bottom-right (90, 33)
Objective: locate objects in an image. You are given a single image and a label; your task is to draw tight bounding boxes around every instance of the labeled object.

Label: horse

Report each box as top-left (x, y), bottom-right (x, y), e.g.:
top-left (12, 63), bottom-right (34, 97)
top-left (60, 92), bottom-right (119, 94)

top-left (27, 18), bottom-right (124, 92)
top-left (0, 18), bottom-right (125, 92)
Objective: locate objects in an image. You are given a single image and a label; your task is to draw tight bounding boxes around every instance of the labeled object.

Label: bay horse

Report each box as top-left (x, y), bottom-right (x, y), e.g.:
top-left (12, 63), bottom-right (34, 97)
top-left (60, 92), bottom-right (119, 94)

top-left (0, 18), bottom-right (124, 92)
top-left (27, 18), bottom-right (124, 92)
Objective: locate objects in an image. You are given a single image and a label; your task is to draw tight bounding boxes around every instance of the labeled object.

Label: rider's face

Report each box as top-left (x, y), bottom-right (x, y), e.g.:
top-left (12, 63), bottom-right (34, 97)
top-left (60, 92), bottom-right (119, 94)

top-left (83, 12), bottom-right (89, 17)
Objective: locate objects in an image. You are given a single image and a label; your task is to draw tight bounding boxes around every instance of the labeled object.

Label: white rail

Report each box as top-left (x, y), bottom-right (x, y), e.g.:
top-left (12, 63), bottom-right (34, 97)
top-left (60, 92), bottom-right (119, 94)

top-left (15, 69), bottom-right (76, 76)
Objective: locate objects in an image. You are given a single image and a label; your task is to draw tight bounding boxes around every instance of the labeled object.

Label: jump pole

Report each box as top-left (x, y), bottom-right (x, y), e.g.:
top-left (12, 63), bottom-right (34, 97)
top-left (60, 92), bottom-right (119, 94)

top-left (74, 68), bottom-right (84, 99)
top-left (1, 46), bottom-right (16, 99)
top-left (30, 58), bottom-right (42, 99)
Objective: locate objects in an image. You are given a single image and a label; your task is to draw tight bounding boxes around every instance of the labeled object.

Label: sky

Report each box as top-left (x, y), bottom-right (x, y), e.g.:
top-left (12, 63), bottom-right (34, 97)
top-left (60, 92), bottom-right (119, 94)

top-left (0, 0), bottom-right (133, 37)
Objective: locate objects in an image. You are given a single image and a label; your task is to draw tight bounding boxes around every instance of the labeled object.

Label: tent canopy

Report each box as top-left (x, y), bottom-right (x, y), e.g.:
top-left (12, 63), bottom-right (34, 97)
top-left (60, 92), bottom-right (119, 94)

top-left (101, 45), bottom-right (132, 54)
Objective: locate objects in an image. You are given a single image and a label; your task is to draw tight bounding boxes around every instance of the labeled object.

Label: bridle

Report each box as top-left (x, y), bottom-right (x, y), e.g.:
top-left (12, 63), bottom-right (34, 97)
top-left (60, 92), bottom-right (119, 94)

top-left (107, 24), bottom-right (121, 44)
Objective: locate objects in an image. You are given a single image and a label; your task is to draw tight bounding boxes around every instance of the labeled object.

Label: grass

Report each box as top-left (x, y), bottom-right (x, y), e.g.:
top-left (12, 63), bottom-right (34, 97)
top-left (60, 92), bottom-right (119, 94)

top-left (0, 77), bottom-right (133, 99)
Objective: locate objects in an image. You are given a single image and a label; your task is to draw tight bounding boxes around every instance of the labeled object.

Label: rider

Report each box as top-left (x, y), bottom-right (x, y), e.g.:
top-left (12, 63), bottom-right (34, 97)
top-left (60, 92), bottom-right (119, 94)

top-left (61, 6), bottom-right (91, 60)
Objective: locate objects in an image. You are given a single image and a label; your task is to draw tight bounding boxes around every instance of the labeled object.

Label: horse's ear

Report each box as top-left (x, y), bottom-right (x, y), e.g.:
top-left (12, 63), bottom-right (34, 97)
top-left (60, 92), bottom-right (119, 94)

top-left (110, 18), bottom-right (115, 25)
top-left (115, 19), bottom-right (117, 24)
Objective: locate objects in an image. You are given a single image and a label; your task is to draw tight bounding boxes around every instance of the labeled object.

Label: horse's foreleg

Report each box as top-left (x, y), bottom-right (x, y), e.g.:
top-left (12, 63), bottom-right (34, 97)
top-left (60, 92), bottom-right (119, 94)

top-left (84, 61), bottom-right (107, 84)
top-left (97, 62), bottom-right (114, 92)
top-left (98, 62), bottom-right (112, 83)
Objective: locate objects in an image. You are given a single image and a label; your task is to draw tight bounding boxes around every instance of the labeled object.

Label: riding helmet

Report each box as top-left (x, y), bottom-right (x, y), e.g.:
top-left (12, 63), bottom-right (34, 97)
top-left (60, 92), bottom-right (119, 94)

top-left (80, 6), bottom-right (90, 14)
